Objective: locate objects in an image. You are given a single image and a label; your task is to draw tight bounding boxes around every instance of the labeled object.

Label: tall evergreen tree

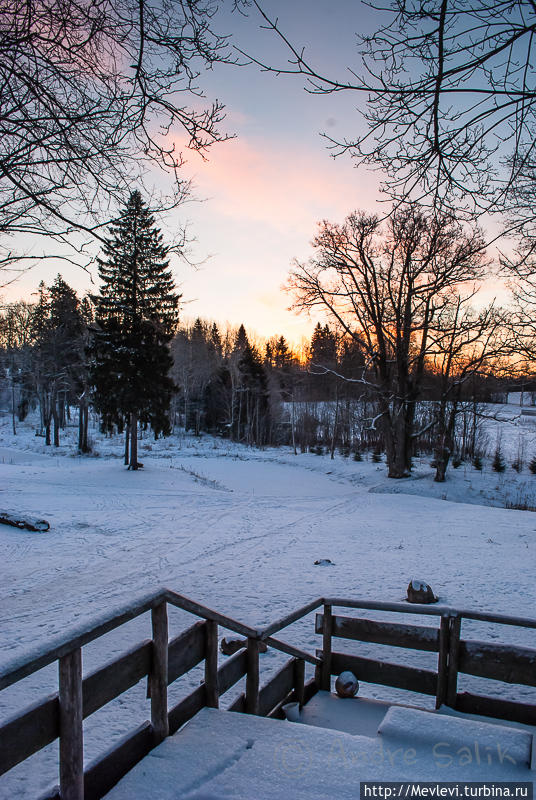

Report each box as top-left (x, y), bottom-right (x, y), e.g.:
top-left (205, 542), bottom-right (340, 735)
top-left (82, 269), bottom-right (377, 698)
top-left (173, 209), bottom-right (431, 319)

top-left (91, 191), bottom-right (180, 469)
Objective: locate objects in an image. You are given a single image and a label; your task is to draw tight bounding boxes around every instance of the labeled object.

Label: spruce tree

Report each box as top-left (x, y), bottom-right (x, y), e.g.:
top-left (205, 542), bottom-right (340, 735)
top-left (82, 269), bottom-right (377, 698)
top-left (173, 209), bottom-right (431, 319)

top-left (90, 191), bottom-right (180, 469)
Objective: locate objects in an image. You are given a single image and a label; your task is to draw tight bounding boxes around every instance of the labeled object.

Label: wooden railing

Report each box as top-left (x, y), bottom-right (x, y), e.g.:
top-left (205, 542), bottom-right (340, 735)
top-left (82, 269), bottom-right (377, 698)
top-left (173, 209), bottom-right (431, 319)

top-left (0, 589), bottom-right (323, 800)
top-left (2, 591), bottom-right (536, 800)
top-left (316, 598), bottom-right (536, 726)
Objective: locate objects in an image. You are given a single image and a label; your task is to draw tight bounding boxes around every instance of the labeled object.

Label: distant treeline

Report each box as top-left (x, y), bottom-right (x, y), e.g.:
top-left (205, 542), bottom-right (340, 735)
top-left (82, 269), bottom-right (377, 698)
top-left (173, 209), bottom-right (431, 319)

top-left (0, 275), bottom-right (518, 481)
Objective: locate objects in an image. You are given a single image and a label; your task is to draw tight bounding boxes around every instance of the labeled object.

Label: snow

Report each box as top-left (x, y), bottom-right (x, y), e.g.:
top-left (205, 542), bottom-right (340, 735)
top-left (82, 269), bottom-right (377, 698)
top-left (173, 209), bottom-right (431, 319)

top-left (103, 706), bottom-right (533, 800)
top-left (1, 406), bottom-right (536, 796)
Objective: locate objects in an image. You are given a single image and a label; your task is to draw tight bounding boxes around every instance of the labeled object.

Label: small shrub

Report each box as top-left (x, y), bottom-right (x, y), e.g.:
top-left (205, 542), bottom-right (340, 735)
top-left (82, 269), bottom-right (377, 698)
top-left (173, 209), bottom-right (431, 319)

top-left (472, 455), bottom-right (483, 471)
top-left (511, 459), bottom-right (522, 473)
top-left (452, 455), bottom-right (462, 468)
top-left (313, 444), bottom-right (324, 456)
top-left (353, 451), bottom-right (363, 462)
top-left (492, 448), bottom-right (506, 473)
top-left (372, 450), bottom-right (383, 463)
top-left (529, 457), bottom-right (536, 475)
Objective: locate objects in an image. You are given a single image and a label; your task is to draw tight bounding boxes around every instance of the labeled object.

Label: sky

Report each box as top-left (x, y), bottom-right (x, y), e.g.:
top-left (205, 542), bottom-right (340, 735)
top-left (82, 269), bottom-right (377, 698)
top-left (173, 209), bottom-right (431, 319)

top-left (1, 0), bottom-right (387, 344)
top-left (0, 0), bottom-right (508, 344)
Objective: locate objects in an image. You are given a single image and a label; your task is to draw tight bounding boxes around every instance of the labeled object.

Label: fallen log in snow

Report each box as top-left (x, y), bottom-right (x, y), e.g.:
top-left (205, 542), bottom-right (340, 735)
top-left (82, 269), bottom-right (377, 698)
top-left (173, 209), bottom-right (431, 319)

top-left (0, 512), bottom-right (50, 532)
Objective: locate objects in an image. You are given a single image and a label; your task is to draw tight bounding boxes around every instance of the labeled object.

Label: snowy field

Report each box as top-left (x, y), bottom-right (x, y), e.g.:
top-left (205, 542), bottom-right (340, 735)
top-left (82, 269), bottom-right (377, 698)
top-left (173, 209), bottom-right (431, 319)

top-left (2, 406), bottom-right (536, 797)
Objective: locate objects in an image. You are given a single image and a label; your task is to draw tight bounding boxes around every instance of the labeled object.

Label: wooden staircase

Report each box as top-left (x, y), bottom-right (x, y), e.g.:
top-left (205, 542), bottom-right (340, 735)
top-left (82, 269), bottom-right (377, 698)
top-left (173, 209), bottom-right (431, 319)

top-left (1, 590), bottom-right (536, 799)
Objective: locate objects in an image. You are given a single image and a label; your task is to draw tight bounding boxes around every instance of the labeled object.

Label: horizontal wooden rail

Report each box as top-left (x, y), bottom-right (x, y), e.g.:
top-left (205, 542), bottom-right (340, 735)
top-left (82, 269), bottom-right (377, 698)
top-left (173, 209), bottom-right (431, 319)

top-left (168, 622), bottom-right (206, 684)
top-left (324, 598), bottom-right (536, 629)
top-left (264, 635), bottom-right (322, 666)
top-left (0, 589), bottom-right (166, 692)
top-left (316, 613), bottom-right (440, 652)
top-left (260, 598), bottom-right (323, 639)
top-left (0, 621), bottom-right (205, 777)
top-left (258, 660), bottom-right (295, 717)
top-left (164, 589), bottom-right (259, 640)
top-left (83, 641), bottom-right (152, 718)
top-left (325, 650), bottom-right (438, 696)
top-left (458, 639), bottom-right (536, 686)
top-left (218, 650), bottom-right (248, 695)
top-left (0, 693), bottom-right (59, 776)
top-left (7, 590), bottom-right (536, 696)
top-left (455, 692), bottom-right (536, 726)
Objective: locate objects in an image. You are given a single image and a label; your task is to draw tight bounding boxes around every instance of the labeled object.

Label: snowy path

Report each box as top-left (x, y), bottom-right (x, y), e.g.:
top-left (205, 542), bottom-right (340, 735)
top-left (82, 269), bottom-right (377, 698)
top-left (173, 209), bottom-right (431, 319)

top-left (1, 434), bottom-right (536, 797)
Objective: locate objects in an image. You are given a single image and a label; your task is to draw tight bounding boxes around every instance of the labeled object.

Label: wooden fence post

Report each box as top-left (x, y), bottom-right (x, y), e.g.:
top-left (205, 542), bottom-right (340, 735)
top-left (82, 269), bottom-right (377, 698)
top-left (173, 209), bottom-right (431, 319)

top-left (446, 614), bottom-right (461, 708)
top-left (321, 604), bottom-right (332, 691)
top-left (435, 614), bottom-right (450, 709)
top-left (294, 658), bottom-right (305, 707)
top-left (205, 620), bottom-right (219, 708)
top-left (149, 602), bottom-right (169, 742)
top-left (245, 638), bottom-right (260, 715)
top-left (59, 648), bottom-right (84, 800)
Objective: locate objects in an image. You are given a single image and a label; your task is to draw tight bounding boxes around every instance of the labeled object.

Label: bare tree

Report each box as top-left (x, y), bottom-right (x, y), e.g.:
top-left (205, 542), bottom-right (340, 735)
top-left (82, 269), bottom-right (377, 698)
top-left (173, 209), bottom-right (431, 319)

top-left (245, 1), bottom-right (536, 225)
top-left (426, 299), bottom-right (508, 481)
top-left (0, 0), bottom-right (235, 276)
top-left (287, 205), bottom-right (487, 478)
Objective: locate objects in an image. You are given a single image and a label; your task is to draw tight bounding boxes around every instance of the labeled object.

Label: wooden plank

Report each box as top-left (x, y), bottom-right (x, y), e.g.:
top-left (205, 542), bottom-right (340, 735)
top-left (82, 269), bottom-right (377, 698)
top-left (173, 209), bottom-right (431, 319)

top-left (436, 615), bottom-right (450, 709)
top-left (294, 658), bottom-right (305, 707)
top-left (246, 639), bottom-right (260, 715)
top-left (264, 635), bottom-right (321, 666)
top-left (456, 692), bottom-right (536, 726)
top-left (58, 648), bottom-right (83, 800)
top-left (83, 721), bottom-right (153, 800)
top-left (0, 694), bottom-right (59, 776)
top-left (83, 640), bottom-right (152, 718)
top-left (327, 651), bottom-right (438, 696)
top-left (205, 620), bottom-right (219, 708)
top-left (258, 659), bottom-right (295, 717)
top-left (321, 605), bottom-right (332, 691)
top-left (322, 598), bottom-right (536, 631)
top-left (447, 615), bottom-right (461, 707)
top-left (458, 639), bottom-right (536, 686)
top-left (164, 589), bottom-right (259, 639)
top-left (0, 589), bottom-right (165, 692)
top-left (316, 613), bottom-right (440, 652)
top-left (261, 598), bottom-right (323, 638)
top-left (303, 676), bottom-right (319, 705)
top-left (168, 685), bottom-right (206, 736)
top-left (1, 641), bottom-right (152, 777)
top-left (228, 693), bottom-right (246, 713)
top-left (150, 603), bottom-right (169, 742)
top-left (218, 649), bottom-right (247, 695)
top-left (168, 621), bottom-right (206, 684)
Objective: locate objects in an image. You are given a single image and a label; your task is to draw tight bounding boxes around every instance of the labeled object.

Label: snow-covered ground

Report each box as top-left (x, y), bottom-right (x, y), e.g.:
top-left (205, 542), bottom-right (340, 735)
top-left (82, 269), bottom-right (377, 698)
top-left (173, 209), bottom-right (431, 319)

top-left (1, 406), bottom-right (536, 797)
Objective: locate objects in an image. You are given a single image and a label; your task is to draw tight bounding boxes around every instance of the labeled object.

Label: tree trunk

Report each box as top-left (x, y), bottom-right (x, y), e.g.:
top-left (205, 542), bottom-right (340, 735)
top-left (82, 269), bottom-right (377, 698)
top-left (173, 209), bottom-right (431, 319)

top-left (291, 395), bottom-right (297, 455)
top-left (124, 421), bottom-right (130, 466)
top-left (11, 378), bottom-right (16, 436)
top-left (330, 385), bottom-right (339, 460)
top-left (53, 405), bottom-right (60, 447)
top-left (384, 402), bottom-right (410, 478)
top-left (129, 413), bottom-right (138, 469)
top-left (78, 400), bottom-right (89, 453)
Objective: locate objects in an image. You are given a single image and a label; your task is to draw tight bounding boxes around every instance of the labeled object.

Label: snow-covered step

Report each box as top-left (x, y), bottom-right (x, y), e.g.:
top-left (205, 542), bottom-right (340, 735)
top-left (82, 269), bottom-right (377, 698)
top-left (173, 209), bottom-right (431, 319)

top-left (104, 706), bottom-right (533, 800)
top-left (299, 690), bottom-right (392, 737)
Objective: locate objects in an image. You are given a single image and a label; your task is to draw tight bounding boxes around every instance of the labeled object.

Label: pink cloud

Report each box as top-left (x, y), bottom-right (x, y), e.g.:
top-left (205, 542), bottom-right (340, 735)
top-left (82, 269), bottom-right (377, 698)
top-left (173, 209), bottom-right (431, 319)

top-left (185, 135), bottom-right (380, 234)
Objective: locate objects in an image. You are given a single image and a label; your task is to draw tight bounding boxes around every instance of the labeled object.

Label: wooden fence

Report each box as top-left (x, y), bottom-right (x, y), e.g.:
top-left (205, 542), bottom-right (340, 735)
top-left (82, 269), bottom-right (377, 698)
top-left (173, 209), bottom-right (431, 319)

top-left (2, 591), bottom-right (536, 799)
top-left (316, 598), bottom-right (536, 726)
top-left (0, 590), bottom-right (322, 800)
